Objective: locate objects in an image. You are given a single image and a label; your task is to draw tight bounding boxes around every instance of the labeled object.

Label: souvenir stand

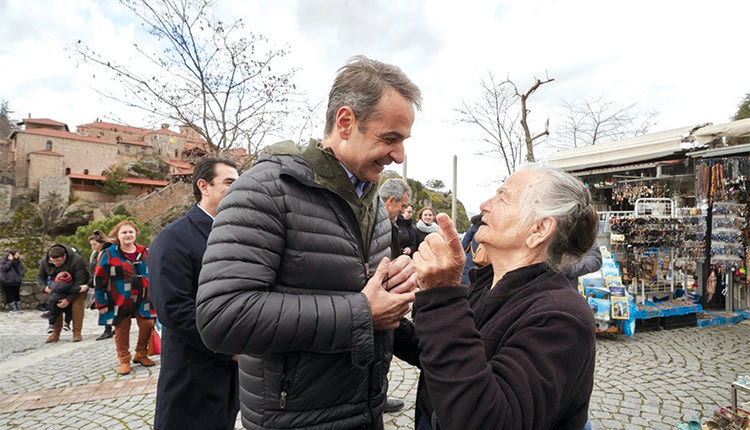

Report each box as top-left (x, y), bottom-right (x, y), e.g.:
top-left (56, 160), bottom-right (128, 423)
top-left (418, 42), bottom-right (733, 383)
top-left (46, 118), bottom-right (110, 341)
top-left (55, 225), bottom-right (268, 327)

top-left (694, 157), bottom-right (750, 327)
top-left (607, 198), bottom-right (705, 330)
top-left (578, 248), bottom-right (637, 337)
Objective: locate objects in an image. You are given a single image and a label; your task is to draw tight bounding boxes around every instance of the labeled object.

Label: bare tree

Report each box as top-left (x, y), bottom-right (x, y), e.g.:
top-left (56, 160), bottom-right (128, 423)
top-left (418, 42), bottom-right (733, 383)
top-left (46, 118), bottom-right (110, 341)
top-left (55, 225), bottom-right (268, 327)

top-left (506, 75), bottom-right (554, 162)
top-left (456, 73), bottom-right (553, 173)
top-left (556, 96), bottom-right (658, 148)
top-left (74, 0), bottom-right (297, 155)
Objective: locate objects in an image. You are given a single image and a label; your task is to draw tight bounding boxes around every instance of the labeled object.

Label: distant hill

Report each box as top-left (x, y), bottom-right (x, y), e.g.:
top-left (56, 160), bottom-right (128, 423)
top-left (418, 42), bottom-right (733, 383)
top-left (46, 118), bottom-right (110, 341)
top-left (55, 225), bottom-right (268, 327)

top-left (381, 171), bottom-right (470, 233)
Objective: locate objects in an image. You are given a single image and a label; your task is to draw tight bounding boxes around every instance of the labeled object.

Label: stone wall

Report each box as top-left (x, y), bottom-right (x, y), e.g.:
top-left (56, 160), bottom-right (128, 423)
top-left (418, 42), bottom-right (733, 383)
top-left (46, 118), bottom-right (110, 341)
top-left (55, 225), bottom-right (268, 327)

top-left (123, 181), bottom-right (191, 224)
top-left (39, 177), bottom-right (70, 205)
top-left (28, 153), bottom-right (63, 190)
top-left (0, 280), bottom-right (47, 310)
top-left (0, 184), bottom-right (10, 214)
top-left (14, 132), bottom-right (119, 188)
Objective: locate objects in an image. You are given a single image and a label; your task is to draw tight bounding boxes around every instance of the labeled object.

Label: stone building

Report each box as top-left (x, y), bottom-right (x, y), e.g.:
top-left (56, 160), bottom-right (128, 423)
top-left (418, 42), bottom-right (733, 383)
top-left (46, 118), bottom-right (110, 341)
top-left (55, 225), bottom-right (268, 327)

top-left (6, 118), bottom-right (210, 195)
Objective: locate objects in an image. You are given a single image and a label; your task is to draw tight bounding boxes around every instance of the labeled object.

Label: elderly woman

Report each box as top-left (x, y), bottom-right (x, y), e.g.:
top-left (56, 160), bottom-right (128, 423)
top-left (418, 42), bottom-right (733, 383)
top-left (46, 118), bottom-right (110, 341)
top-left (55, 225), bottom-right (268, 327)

top-left (395, 164), bottom-right (597, 430)
top-left (95, 221), bottom-right (156, 375)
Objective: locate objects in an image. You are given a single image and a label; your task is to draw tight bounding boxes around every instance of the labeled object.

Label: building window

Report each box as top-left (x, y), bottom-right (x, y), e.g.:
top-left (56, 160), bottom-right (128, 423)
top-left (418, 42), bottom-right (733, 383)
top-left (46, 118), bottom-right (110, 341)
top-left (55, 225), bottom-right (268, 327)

top-left (140, 146), bottom-right (146, 153)
top-left (46, 140), bottom-right (52, 150)
top-left (84, 169), bottom-right (89, 174)
top-left (124, 145), bottom-right (131, 153)
top-left (65, 167), bottom-right (71, 175)
top-left (175, 149), bottom-right (178, 157)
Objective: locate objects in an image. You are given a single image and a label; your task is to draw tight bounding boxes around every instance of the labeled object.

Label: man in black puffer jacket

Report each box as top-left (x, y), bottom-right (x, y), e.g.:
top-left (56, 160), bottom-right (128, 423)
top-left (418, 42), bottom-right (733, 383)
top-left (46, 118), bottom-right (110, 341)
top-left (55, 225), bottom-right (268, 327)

top-left (196, 56), bottom-right (422, 430)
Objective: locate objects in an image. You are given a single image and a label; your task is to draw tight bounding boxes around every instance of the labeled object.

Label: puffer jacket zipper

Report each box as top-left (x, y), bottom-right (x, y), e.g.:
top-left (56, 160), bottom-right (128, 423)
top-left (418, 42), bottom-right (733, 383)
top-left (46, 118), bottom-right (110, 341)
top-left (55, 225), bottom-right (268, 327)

top-left (280, 355), bottom-right (291, 409)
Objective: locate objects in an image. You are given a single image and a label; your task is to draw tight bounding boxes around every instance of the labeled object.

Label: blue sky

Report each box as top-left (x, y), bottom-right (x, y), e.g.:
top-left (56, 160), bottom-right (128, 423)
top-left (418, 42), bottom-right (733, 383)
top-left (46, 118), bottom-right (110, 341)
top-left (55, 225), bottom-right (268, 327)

top-left (2, 0), bottom-right (749, 214)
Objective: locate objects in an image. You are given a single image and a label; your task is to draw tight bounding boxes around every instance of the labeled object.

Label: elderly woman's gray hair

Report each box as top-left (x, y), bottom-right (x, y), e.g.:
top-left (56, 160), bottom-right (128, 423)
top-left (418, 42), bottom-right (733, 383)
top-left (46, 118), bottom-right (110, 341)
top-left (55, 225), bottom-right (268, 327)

top-left (519, 163), bottom-right (598, 268)
top-left (379, 178), bottom-right (412, 202)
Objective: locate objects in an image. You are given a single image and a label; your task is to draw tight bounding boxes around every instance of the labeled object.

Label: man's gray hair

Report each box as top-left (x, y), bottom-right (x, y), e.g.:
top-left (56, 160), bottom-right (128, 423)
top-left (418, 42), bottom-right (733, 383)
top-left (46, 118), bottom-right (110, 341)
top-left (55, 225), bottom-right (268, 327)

top-left (379, 179), bottom-right (411, 202)
top-left (518, 163), bottom-right (598, 268)
top-left (324, 55), bottom-right (422, 136)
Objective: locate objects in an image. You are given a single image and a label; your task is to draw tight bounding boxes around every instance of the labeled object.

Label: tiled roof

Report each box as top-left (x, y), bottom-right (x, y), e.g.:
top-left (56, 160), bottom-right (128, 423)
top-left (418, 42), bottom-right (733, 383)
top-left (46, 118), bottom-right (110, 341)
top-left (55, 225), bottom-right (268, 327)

top-left (12, 128), bottom-right (117, 146)
top-left (28, 149), bottom-right (63, 156)
top-left (124, 177), bottom-right (170, 186)
top-left (76, 121), bottom-right (152, 136)
top-left (23, 118), bottom-right (69, 128)
top-left (67, 173), bottom-right (169, 186)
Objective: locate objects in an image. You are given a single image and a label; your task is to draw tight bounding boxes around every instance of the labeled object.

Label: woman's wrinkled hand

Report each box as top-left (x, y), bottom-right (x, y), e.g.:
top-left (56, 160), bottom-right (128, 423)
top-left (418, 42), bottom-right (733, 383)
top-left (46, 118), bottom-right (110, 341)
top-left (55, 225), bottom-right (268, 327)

top-left (413, 213), bottom-right (466, 290)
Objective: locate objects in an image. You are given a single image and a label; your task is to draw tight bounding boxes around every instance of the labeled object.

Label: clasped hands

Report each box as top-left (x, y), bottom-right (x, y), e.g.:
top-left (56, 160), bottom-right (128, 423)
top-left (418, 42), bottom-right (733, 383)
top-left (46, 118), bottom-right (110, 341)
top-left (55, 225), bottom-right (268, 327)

top-left (363, 213), bottom-right (466, 330)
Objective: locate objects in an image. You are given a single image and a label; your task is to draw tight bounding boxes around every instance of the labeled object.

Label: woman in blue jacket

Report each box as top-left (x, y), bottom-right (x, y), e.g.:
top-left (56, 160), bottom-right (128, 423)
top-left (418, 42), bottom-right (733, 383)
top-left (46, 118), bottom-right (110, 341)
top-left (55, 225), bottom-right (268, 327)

top-left (1, 249), bottom-right (26, 312)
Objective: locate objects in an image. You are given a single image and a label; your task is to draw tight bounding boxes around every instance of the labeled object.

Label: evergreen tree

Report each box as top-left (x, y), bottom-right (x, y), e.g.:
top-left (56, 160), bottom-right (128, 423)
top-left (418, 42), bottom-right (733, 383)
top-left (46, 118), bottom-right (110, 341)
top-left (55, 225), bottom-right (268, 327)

top-left (0, 100), bottom-right (19, 140)
top-left (733, 93), bottom-right (750, 121)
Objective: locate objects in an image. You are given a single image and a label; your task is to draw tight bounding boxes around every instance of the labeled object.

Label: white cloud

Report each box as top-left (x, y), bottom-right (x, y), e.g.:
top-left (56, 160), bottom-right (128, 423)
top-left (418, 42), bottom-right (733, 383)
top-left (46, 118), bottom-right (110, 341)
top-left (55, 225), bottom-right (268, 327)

top-left (2, 0), bottom-right (749, 218)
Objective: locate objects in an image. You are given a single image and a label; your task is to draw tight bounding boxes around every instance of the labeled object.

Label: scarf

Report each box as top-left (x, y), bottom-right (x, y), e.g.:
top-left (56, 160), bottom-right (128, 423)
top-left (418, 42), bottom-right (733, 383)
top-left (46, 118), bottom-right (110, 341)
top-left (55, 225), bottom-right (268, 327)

top-left (416, 220), bottom-right (438, 234)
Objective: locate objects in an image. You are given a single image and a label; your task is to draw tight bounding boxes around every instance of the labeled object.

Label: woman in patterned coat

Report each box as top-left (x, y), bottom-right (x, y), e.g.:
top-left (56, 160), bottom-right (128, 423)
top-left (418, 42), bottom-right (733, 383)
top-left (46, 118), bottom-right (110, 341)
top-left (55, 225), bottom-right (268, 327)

top-left (95, 221), bottom-right (156, 375)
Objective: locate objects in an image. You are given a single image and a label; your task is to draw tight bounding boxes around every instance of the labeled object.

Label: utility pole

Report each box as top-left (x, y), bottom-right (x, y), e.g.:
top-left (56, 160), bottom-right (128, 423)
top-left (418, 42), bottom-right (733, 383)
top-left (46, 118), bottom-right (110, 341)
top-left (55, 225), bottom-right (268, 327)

top-left (402, 154), bottom-right (408, 183)
top-left (452, 155), bottom-right (457, 221)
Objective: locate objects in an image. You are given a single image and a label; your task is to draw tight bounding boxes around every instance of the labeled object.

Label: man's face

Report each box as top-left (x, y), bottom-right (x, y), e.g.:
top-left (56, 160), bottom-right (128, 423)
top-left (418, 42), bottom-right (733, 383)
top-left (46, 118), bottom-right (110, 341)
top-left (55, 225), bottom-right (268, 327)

top-left (476, 169), bottom-right (540, 252)
top-left (337, 88), bottom-right (415, 183)
top-left (49, 255), bottom-right (66, 267)
top-left (385, 193), bottom-right (409, 221)
top-left (202, 163), bottom-right (239, 210)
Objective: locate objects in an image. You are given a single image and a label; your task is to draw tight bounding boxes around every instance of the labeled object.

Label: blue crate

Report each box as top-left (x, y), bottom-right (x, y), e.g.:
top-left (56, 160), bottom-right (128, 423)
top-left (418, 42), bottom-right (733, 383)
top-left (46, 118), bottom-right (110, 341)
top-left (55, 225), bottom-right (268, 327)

top-left (635, 302), bottom-right (662, 319)
top-left (696, 314), bottom-right (722, 327)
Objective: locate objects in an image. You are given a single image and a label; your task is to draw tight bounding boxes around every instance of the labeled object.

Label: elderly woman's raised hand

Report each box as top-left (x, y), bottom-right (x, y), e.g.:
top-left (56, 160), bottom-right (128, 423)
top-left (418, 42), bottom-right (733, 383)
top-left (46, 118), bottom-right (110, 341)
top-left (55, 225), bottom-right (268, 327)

top-left (413, 213), bottom-right (466, 290)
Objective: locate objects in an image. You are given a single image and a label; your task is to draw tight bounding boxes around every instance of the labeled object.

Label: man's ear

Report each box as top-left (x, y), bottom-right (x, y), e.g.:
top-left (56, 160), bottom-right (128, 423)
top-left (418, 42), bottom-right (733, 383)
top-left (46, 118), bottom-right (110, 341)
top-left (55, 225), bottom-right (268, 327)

top-left (526, 217), bottom-right (556, 250)
top-left (336, 106), bottom-right (355, 139)
top-left (196, 178), bottom-right (209, 196)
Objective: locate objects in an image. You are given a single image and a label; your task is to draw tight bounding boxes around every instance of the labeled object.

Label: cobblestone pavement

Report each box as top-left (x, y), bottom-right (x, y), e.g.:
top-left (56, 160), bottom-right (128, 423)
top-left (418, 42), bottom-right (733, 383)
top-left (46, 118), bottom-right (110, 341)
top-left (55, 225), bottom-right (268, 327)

top-left (0, 308), bottom-right (748, 429)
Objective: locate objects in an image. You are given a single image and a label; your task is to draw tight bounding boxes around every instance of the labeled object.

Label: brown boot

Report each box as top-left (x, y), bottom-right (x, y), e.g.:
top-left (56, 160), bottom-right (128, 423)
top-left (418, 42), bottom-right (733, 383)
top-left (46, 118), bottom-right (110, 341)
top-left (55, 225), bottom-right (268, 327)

top-left (133, 351), bottom-right (155, 367)
top-left (113, 320), bottom-right (132, 375)
top-left (46, 316), bottom-right (63, 343)
top-left (71, 292), bottom-right (85, 342)
top-left (118, 356), bottom-right (131, 375)
top-left (133, 317), bottom-right (156, 367)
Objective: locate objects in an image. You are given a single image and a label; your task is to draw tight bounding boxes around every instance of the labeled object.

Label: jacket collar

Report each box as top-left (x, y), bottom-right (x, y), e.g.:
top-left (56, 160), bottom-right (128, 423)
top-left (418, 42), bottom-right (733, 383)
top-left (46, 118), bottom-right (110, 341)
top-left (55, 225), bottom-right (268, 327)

top-left (301, 140), bottom-right (376, 202)
top-left (186, 203), bottom-right (212, 239)
top-left (471, 262), bottom-right (556, 328)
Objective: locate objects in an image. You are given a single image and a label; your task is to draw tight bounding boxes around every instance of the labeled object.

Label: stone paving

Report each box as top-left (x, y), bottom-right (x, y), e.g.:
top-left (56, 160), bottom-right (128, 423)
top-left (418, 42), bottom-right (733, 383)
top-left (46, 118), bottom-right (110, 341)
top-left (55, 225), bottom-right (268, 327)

top-left (0, 308), bottom-right (748, 429)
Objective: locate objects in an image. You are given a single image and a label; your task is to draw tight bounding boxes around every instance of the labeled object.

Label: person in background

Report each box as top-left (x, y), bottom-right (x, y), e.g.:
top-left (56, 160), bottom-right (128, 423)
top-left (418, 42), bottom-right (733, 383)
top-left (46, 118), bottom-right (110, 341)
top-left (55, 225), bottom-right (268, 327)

top-left (378, 178), bottom-right (413, 414)
top-left (95, 221), bottom-right (156, 375)
top-left (45, 271), bottom-right (80, 341)
top-left (150, 157), bottom-right (240, 430)
top-left (88, 230), bottom-right (114, 340)
top-left (460, 214), bottom-right (484, 286)
top-left (1, 249), bottom-right (26, 312)
top-left (395, 164), bottom-right (597, 430)
top-left (397, 204), bottom-right (417, 257)
top-left (561, 242), bottom-right (603, 288)
top-left (37, 244), bottom-right (90, 343)
top-left (196, 55), bottom-right (420, 430)
top-left (415, 206), bottom-right (437, 248)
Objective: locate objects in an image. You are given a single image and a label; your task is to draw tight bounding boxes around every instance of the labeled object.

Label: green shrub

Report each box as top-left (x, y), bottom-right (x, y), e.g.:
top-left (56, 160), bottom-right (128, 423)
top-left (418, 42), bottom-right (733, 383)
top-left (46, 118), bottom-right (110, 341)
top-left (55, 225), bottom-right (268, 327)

top-left (54, 215), bottom-right (152, 260)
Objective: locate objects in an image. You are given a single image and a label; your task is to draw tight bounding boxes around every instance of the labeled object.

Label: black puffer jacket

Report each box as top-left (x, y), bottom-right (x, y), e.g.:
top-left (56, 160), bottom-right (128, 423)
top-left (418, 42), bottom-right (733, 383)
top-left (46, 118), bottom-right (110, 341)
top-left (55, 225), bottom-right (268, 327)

top-left (196, 141), bottom-right (394, 430)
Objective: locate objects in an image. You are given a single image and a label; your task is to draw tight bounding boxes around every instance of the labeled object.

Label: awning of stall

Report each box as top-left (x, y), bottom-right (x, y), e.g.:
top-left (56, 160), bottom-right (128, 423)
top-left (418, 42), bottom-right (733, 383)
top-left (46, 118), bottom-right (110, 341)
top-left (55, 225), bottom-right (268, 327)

top-left (687, 142), bottom-right (750, 159)
top-left (690, 118), bottom-right (750, 145)
top-left (568, 159), bottom-right (685, 177)
top-left (544, 125), bottom-right (706, 172)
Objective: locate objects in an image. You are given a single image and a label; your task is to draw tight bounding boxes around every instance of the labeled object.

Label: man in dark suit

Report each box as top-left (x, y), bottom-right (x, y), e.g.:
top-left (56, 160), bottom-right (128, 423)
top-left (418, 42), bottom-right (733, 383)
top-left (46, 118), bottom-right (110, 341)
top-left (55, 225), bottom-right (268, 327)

top-left (149, 157), bottom-right (240, 430)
